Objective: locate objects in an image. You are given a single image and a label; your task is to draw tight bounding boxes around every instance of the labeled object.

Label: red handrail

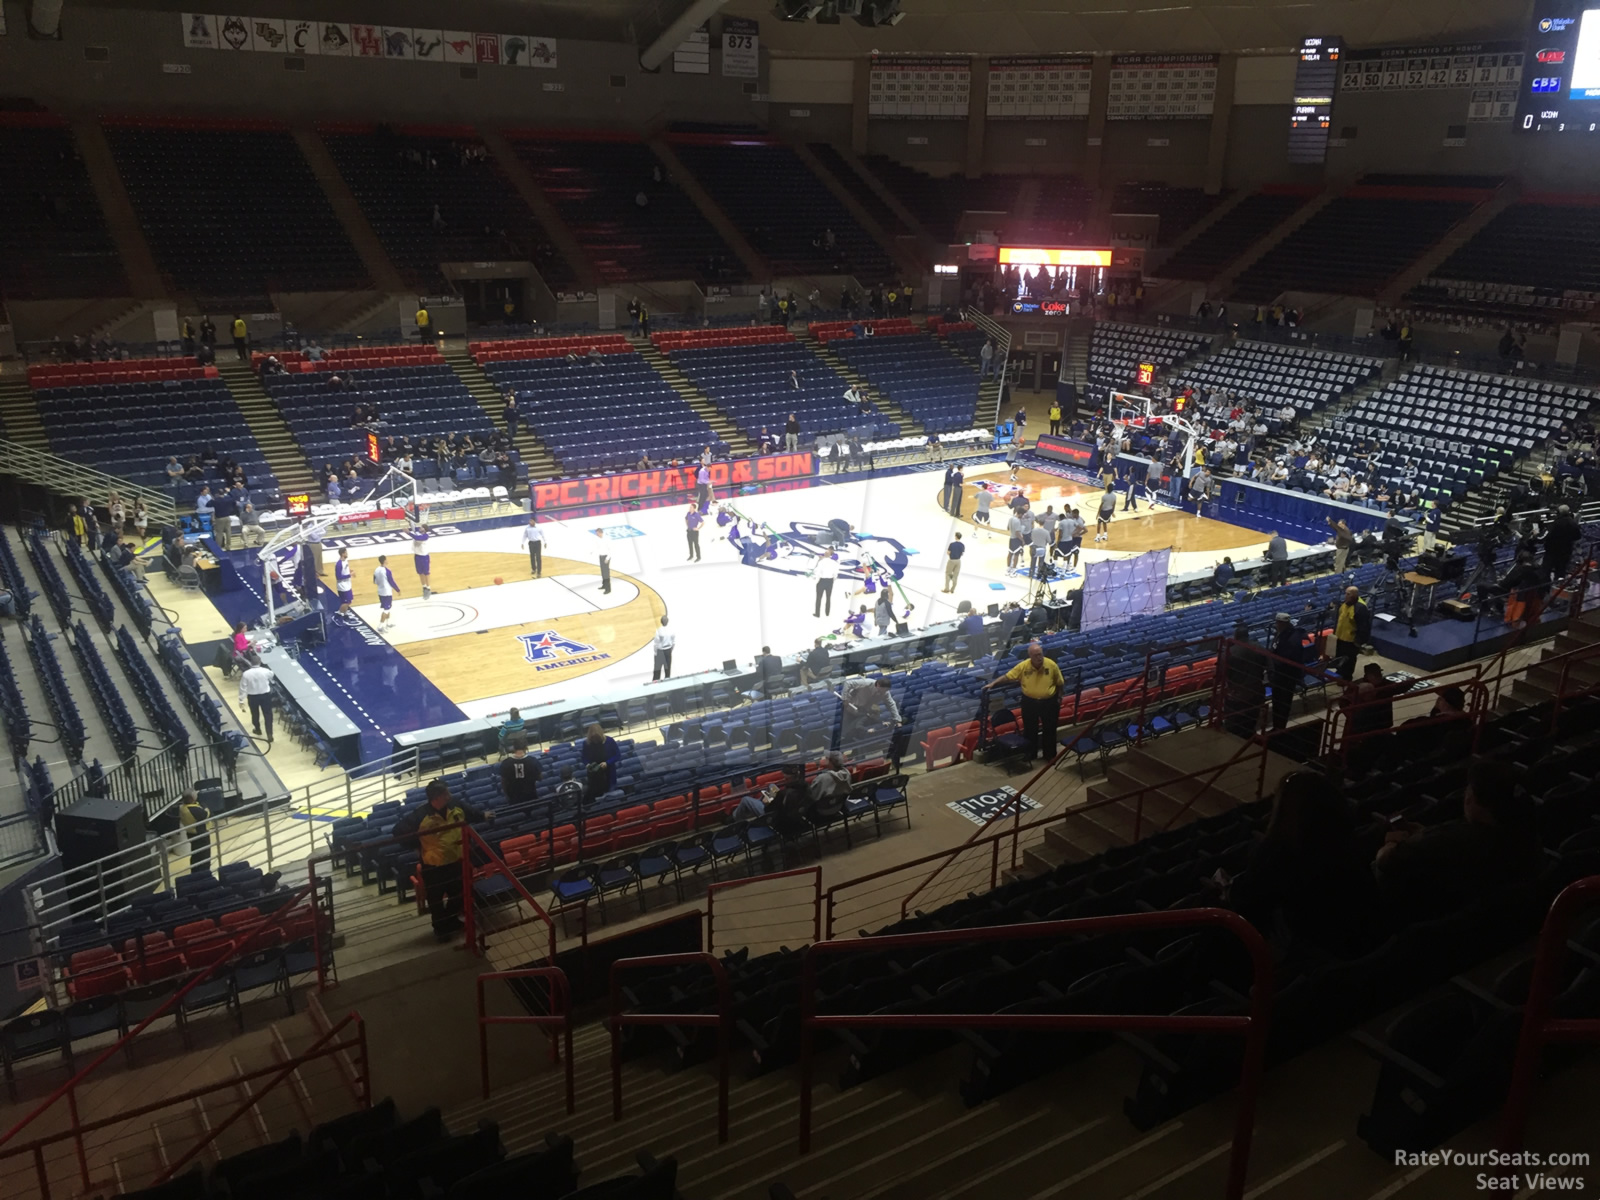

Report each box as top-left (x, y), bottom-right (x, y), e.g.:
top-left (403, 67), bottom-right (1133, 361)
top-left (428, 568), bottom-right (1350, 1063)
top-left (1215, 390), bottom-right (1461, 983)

top-left (151, 1012), bottom-right (364, 1186)
top-left (797, 909), bottom-right (1275, 1200)
top-left (0, 1018), bottom-right (367, 1197)
top-left (1498, 874), bottom-right (1600, 1153)
top-left (461, 825), bottom-right (558, 965)
top-left (706, 866), bottom-right (821, 952)
top-left (476, 967), bottom-right (574, 1108)
top-left (609, 952), bottom-right (732, 1143)
top-left (0, 884), bottom-right (318, 1166)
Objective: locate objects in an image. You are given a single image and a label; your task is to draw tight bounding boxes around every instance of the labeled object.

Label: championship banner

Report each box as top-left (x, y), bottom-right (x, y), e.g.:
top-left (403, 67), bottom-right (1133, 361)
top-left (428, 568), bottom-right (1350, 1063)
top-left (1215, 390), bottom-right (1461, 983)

top-left (987, 55), bottom-right (1093, 119)
top-left (181, 14), bottom-right (556, 67)
top-left (722, 17), bottom-right (759, 79)
top-left (674, 23), bottom-right (710, 74)
top-left (530, 451), bottom-right (816, 512)
top-left (869, 55), bottom-right (971, 119)
top-left (1107, 53), bottom-right (1219, 120)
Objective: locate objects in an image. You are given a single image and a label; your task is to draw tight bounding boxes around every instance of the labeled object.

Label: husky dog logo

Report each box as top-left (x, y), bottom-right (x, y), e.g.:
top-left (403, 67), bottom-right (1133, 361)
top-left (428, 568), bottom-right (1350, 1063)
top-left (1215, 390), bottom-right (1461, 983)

top-left (384, 29), bottom-right (412, 57)
top-left (321, 23), bottom-right (351, 52)
top-left (518, 631), bottom-right (598, 663)
top-left (253, 20), bottom-right (285, 49)
top-left (220, 15), bottom-right (249, 50)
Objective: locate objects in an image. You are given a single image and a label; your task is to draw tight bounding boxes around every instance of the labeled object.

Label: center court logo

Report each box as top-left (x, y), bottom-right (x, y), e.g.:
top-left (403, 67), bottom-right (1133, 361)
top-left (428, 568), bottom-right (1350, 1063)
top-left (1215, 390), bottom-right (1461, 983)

top-left (516, 631), bottom-right (613, 672)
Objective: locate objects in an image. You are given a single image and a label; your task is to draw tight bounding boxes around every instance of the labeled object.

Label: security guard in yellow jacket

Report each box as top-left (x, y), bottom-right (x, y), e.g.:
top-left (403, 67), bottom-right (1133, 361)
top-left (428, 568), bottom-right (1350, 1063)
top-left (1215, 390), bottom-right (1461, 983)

top-left (395, 780), bottom-right (492, 940)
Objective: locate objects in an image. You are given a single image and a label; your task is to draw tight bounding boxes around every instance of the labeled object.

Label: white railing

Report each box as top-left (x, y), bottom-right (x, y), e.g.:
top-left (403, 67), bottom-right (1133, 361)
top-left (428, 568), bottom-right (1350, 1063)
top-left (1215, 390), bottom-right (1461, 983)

top-left (26, 747), bottom-right (420, 939)
top-left (0, 438), bottom-right (176, 525)
top-left (0, 810), bottom-right (46, 869)
top-left (962, 307), bottom-right (1012, 427)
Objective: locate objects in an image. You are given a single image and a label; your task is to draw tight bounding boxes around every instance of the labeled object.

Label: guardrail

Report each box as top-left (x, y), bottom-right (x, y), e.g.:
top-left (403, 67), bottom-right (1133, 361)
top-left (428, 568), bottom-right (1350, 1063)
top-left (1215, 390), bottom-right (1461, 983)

top-left (796, 910), bottom-right (1274, 1200)
top-left (0, 811), bottom-right (46, 869)
top-left (476, 967), bottom-right (573, 1107)
top-left (962, 306), bottom-right (1011, 428)
top-left (609, 952), bottom-right (732, 1144)
top-left (27, 747), bottom-right (418, 938)
top-left (0, 437), bottom-right (175, 526)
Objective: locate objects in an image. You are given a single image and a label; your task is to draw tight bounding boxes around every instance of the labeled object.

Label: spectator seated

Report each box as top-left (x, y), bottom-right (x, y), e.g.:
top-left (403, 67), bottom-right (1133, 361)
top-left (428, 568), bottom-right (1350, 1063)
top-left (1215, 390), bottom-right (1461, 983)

top-left (1172, 341), bottom-right (1383, 429)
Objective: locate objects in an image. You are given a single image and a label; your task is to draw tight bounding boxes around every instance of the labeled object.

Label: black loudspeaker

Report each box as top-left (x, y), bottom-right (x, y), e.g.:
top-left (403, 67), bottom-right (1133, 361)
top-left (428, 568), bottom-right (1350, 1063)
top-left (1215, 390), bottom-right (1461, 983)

top-left (55, 796), bottom-right (146, 869)
top-left (54, 797), bottom-right (150, 914)
top-left (1417, 552), bottom-right (1466, 582)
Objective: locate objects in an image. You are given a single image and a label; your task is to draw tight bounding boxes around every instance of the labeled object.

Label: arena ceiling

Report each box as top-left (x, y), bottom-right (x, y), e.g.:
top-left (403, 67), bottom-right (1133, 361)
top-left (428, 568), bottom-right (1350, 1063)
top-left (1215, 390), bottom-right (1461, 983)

top-left (88, 0), bottom-right (1530, 55)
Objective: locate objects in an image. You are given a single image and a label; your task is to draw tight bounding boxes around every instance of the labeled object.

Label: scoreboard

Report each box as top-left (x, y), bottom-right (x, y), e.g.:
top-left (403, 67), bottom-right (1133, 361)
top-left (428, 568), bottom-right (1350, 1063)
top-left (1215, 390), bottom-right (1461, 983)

top-left (1288, 36), bottom-right (1342, 164)
top-left (1516, 1), bottom-right (1600, 131)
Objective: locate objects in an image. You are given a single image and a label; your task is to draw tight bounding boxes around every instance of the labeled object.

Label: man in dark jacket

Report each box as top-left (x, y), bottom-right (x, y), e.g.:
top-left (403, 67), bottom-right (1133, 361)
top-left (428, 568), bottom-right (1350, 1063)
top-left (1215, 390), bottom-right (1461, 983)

top-left (1542, 504), bottom-right (1583, 578)
top-left (393, 780), bottom-right (492, 940)
top-left (1223, 623), bottom-right (1266, 739)
top-left (499, 738), bottom-right (542, 808)
top-left (1268, 613), bottom-right (1306, 731)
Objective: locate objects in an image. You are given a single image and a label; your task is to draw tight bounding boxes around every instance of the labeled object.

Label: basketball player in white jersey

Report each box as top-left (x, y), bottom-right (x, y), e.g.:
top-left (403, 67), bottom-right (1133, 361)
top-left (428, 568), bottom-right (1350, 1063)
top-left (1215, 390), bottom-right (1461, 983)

top-left (334, 546), bottom-right (355, 623)
top-left (373, 554), bottom-right (400, 627)
top-left (412, 523), bottom-right (432, 599)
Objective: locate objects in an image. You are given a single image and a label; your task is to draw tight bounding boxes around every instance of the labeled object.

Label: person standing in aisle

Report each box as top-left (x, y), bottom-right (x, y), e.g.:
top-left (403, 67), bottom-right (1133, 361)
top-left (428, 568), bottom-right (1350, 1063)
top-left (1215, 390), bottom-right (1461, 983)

top-left (1048, 401), bottom-right (1062, 436)
top-left (785, 412), bottom-right (800, 453)
top-left (949, 464), bottom-right (965, 517)
top-left (395, 780), bottom-right (492, 941)
top-left (411, 523), bottom-right (433, 600)
top-left (520, 514), bottom-right (543, 577)
top-left (231, 314), bottom-right (248, 361)
top-left (178, 790), bottom-right (212, 874)
top-left (652, 616), bottom-right (675, 681)
top-left (943, 533), bottom-right (965, 593)
top-left (983, 640), bottom-right (1065, 761)
top-left (685, 506), bottom-right (703, 561)
top-left (373, 554), bottom-right (400, 628)
top-left (814, 552), bottom-right (840, 617)
top-left (237, 654), bottom-right (276, 743)
top-left (334, 547), bottom-right (355, 621)
top-left (415, 302), bottom-right (431, 342)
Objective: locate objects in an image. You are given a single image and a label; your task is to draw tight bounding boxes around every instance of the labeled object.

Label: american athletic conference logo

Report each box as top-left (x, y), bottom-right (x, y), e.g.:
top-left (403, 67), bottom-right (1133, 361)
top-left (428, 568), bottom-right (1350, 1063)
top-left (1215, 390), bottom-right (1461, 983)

top-left (516, 631), bottom-right (612, 672)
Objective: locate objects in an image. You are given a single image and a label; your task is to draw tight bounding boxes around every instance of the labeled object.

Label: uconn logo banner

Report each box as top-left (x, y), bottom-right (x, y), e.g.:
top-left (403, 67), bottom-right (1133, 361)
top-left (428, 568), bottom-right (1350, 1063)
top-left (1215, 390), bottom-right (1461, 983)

top-left (516, 631), bottom-right (612, 672)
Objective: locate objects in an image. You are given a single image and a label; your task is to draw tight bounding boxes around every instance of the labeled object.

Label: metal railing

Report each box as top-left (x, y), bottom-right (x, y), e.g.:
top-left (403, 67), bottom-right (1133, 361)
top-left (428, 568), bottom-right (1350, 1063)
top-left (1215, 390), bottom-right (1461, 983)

top-left (461, 825), bottom-right (558, 968)
top-left (0, 810), bottom-right (47, 869)
top-left (1498, 874), bottom-right (1600, 1154)
top-left (476, 967), bottom-right (574, 1107)
top-left (42, 737), bottom-right (228, 827)
top-left (962, 306), bottom-right (1011, 427)
top-left (796, 910), bottom-right (1275, 1200)
top-left (705, 866), bottom-right (821, 954)
top-left (27, 747), bottom-right (418, 939)
top-left (609, 953), bottom-right (732, 1144)
top-left (0, 437), bottom-right (175, 526)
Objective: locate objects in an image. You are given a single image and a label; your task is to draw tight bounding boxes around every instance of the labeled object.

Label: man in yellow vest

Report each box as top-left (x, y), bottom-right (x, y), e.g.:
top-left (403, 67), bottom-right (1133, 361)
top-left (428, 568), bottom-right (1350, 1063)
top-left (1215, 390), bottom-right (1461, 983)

top-left (416, 302), bottom-right (431, 341)
top-left (1048, 401), bottom-right (1062, 436)
top-left (395, 780), bottom-right (493, 940)
top-left (983, 640), bottom-right (1066, 761)
top-left (231, 314), bottom-right (248, 361)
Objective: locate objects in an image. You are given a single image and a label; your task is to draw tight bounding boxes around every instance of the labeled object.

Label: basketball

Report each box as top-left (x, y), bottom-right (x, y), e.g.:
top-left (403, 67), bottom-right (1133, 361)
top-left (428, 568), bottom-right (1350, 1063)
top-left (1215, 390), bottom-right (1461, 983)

top-left (493, 576), bottom-right (503, 585)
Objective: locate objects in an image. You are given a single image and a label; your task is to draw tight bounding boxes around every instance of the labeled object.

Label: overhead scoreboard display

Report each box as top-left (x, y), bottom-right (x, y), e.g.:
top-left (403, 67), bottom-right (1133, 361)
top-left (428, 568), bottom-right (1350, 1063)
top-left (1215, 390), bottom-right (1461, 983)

top-left (1516, 1), bottom-right (1600, 131)
top-left (1106, 54), bottom-right (1218, 120)
top-left (868, 56), bottom-right (971, 118)
top-left (986, 56), bottom-right (1093, 118)
top-left (1288, 36), bottom-right (1342, 163)
top-left (1340, 39), bottom-right (1523, 124)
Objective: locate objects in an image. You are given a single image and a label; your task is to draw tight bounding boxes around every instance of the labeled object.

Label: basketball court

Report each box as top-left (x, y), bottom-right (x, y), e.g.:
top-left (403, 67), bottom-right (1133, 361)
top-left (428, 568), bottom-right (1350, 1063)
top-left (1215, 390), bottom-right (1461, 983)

top-left (307, 460), bottom-right (1296, 721)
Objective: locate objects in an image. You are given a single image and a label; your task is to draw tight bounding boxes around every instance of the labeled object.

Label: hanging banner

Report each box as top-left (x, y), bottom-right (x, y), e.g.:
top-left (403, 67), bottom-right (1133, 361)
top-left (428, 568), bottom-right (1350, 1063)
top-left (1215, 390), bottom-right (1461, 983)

top-left (179, 15), bottom-right (555, 70)
top-left (868, 55), bottom-right (971, 118)
top-left (181, 13), bottom-right (218, 48)
top-left (987, 55), bottom-right (1093, 118)
top-left (675, 23), bottom-right (710, 74)
top-left (722, 17), bottom-right (759, 79)
top-left (1338, 40), bottom-right (1523, 123)
top-left (1107, 53), bottom-right (1219, 120)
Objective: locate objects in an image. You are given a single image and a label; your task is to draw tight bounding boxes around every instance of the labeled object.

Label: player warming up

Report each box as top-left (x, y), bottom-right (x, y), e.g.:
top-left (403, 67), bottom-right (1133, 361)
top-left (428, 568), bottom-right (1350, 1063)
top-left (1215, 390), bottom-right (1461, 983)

top-left (373, 554), bottom-right (400, 627)
top-left (412, 523), bottom-right (432, 599)
top-left (334, 547), bottom-right (355, 624)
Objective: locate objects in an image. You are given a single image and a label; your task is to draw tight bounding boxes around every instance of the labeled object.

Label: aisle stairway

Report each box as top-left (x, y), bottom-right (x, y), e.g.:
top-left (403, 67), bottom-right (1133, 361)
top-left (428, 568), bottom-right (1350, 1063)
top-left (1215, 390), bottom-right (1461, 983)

top-left (441, 345), bottom-right (560, 480)
top-left (1500, 608), bottom-right (1600, 713)
top-left (1023, 728), bottom-right (1301, 874)
top-left (797, 330), bottom-right (926, 440)
top-left (630, 335), bottom-right (756, 456)
top-left (0, 375), bottom-right (49, 450)
top-left (214, 361), bottom-right (318, 498)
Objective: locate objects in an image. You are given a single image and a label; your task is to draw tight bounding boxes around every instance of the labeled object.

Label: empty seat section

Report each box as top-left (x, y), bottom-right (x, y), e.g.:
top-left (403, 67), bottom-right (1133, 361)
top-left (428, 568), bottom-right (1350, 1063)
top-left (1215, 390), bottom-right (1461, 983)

top-left (826, 331), bottom-right (981, 435)
top-left (1157, 189), bottom-right (1312, 281)
top-left (0, 113), bottom-right (126, 299)
top-left (103, 120), bottom-right (366, 299)
top-left (858, 157), bottom-right (1025, 241)
top-left (510, 133), bottom-right (745, 284)
top-left (320, 125), bottom-right (573, 292)
top-left (1172, 341), bottom-right (1383, 426)
top-left (1111, 183), bottom-right (1228, 247)
top-left (670, 139), bottom-right (890, 278)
